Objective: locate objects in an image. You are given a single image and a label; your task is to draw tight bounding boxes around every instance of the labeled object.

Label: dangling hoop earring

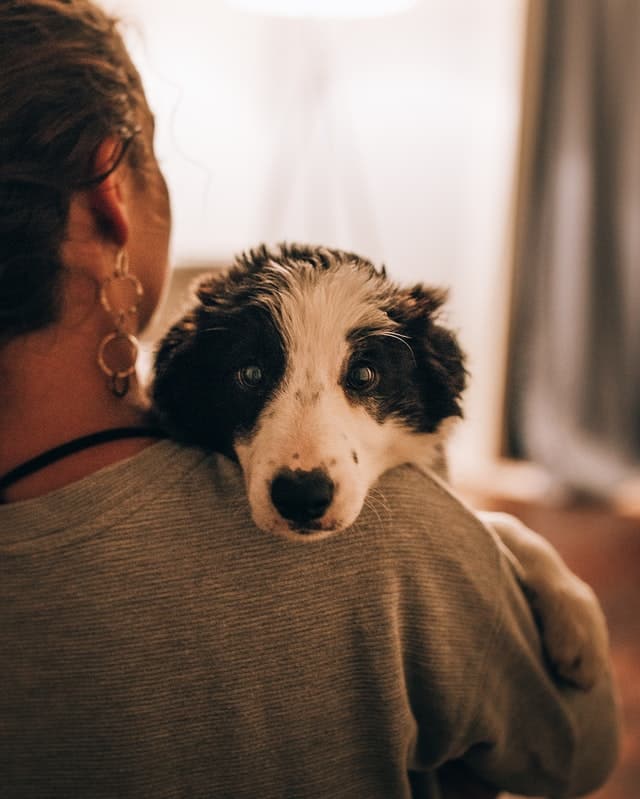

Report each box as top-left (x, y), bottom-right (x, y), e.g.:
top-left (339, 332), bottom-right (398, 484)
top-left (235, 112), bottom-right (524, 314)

top-left (97, 250), bottom-right (144, 398)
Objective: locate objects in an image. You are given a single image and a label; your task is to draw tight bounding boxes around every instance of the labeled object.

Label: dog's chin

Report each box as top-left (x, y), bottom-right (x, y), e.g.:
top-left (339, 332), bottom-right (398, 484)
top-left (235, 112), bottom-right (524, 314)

top-left (249, 508), bottom-right (355, 543)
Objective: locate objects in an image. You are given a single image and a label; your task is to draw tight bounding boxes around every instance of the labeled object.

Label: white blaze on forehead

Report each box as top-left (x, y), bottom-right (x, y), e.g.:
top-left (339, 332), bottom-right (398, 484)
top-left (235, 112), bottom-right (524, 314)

top-left (260, 262), bottom-right (395, 384)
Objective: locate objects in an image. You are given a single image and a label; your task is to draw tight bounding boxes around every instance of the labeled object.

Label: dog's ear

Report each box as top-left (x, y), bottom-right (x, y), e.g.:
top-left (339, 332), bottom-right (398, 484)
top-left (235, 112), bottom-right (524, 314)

top-left (151, 271), bottom-right (239, 451)
top-left (388, 283), bottom-right (467, 429)
top-left (151, 309), bottom-right (208, 443)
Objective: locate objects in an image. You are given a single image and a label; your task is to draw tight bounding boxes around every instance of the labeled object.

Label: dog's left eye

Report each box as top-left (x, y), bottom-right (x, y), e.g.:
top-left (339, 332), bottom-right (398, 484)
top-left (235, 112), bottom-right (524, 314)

top-left (236, 365), bottom-right (265, 389)
top-left (346, 363), bottom-right (379, 392)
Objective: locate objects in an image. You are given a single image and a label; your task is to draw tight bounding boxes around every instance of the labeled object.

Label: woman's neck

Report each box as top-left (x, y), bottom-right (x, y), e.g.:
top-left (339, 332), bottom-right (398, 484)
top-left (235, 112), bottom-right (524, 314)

top-left (0, 320), bottom-right (158, 502)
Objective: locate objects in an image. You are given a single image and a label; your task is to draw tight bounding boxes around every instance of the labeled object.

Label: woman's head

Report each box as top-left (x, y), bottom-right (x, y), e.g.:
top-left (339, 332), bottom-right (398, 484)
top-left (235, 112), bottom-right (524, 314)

top-left (0, 0), bottom-right (170, 345)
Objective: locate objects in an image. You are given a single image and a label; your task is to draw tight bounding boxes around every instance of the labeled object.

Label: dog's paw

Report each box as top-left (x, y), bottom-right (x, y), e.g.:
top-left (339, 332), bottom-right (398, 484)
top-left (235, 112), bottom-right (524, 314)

top-left (530, 575), bottom-right (609, 690)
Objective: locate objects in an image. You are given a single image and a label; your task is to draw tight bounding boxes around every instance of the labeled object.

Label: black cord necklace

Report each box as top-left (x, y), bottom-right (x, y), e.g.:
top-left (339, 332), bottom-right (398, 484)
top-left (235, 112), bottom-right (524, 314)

top-left (0, 426), bottom-right (167, 501)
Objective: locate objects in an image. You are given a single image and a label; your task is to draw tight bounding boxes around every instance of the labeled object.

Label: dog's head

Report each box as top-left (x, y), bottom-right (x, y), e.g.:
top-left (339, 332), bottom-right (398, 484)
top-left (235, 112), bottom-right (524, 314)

top-left (152, 244), bottom-right (466, 540)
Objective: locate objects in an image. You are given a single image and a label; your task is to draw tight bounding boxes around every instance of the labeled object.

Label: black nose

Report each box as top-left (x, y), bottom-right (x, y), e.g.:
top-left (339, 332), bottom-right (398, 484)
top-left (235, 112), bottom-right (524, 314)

top-left (270, 468), bottom-right (334, 525)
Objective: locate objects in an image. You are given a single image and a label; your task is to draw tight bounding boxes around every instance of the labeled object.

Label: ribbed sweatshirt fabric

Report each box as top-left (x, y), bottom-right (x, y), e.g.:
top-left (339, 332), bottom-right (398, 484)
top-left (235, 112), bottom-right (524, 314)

top-left (0, 441), bottom-right (619, 799)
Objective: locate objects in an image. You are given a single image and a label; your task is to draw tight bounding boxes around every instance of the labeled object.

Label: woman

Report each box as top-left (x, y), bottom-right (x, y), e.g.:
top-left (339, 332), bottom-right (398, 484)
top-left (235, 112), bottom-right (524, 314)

top-left (0, 2), bottom-right (619, 798)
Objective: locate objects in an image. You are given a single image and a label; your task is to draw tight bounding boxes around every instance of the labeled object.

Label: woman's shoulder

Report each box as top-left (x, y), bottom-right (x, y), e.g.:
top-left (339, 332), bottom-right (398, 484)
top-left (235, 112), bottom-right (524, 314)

top-left (346, 464), bottom-right (509, 638)
top-left (368, 464), bottom-right (502, 568)
top-left (0, 441), bottom-right (248, 554)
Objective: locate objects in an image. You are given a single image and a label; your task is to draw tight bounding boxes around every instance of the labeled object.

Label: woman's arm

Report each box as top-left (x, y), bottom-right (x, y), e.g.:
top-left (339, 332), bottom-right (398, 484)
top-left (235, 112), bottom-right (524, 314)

top-left (383, 467), bottom-right (621, 798)
top-left (454, 531), bottom-right (620, 797)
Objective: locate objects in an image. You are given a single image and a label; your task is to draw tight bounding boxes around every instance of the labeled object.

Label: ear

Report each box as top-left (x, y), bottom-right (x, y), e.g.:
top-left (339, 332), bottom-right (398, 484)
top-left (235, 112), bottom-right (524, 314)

top-left (86, 139), bottom-right (130, 246)
top-left (151, 311), bottom-right (209, 445)
top-left (151, 302), bottom-right (236, 454)
top-left (151, 268), bottom-right (243, 429)
top-left (389, 283), bottom-right (467, 428)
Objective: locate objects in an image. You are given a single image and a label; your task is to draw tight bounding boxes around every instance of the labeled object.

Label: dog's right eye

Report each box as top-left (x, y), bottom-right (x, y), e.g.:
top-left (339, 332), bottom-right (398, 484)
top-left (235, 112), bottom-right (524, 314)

top-left (236, 365), bottom-right (264, 389)
top-left (346, 363), bottom-right (379, 392)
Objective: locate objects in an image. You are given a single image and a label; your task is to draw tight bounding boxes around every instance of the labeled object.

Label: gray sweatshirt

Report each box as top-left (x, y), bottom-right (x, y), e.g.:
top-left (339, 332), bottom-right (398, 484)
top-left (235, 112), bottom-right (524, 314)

top-left (0, 441), bottom-right (619, 799)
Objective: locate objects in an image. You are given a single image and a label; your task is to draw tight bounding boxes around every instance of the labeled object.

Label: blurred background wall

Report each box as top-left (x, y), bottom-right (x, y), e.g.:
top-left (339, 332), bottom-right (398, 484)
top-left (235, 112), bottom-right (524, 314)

top-left (106, 0), bottom-right (526, 483)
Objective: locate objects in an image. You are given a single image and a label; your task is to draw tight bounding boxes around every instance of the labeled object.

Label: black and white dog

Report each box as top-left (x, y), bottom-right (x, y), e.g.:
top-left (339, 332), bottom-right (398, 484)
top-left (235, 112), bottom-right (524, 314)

top-left (152, 243), bottom-right (607, 688)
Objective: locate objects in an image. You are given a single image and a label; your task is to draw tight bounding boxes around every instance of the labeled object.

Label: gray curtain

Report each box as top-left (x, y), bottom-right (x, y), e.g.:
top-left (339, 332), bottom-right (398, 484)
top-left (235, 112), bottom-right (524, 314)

top-left (506, 0), bottom-right (640, 498)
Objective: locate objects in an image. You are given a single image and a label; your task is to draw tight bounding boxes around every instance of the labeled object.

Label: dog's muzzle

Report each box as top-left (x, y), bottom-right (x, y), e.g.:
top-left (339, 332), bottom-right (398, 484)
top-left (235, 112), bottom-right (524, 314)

top-left (270, 467), bottom-right (334, 529)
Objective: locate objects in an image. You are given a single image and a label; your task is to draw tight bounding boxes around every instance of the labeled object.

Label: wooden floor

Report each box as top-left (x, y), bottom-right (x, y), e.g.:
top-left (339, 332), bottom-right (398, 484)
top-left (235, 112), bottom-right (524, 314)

top-left (461, 492), bottom-right (640, 799)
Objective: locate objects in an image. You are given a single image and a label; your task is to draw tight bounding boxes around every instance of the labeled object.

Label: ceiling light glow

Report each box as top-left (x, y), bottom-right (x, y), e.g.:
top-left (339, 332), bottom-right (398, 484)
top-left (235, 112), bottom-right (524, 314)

top-left (224, 0), bottom-right (419, 20)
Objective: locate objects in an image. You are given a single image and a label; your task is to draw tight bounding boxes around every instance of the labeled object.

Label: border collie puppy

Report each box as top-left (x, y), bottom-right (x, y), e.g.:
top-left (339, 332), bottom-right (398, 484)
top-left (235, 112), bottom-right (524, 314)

top-left (153, 244), bottom-right (464, 537)
top-left (152, 243), bottom-right (607, 688)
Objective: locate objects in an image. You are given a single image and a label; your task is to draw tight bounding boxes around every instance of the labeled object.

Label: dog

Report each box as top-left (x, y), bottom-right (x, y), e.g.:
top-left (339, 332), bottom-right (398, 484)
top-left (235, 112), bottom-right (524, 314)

top-left (152, 243), bottom-right (608, 689)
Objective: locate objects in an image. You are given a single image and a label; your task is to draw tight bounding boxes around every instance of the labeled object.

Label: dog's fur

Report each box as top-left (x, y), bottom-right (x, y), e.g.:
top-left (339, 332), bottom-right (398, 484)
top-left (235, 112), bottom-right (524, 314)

top-left (153, 244), bottom-right (464, 540)
top-left (152, 243), bottom-right (608, 688)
